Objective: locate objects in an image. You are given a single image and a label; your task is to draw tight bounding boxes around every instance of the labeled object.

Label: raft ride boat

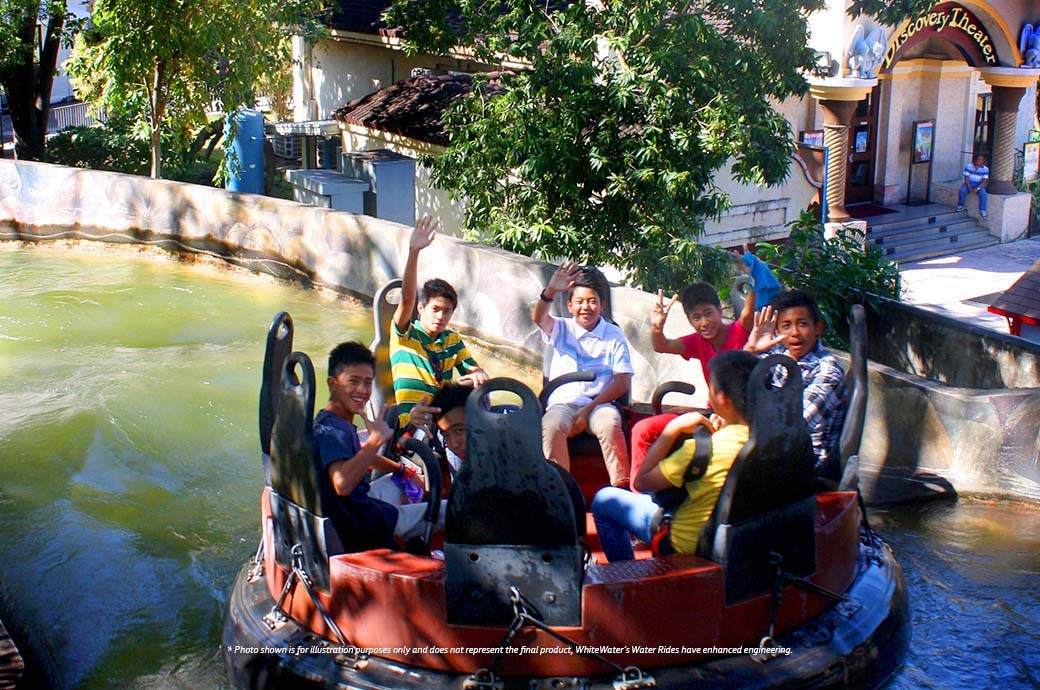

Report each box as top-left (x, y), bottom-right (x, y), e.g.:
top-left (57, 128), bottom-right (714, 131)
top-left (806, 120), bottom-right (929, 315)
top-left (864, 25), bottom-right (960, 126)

top-left (223, 303), bottom-right (910, 690)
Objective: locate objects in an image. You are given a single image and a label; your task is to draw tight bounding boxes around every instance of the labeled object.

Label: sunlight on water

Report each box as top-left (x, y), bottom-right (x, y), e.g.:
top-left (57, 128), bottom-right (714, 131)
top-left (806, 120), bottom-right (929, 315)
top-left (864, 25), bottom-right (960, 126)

top-left (0, 244), bottom-right (535, 689)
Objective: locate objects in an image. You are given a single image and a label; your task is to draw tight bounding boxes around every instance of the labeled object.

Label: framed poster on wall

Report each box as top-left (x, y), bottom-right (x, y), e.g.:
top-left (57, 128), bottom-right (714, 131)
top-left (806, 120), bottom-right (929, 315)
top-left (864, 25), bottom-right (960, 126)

top-left (912, 119), bottom-right (934, 164)
top-left (1024, 141), bottom-right (1040, 183)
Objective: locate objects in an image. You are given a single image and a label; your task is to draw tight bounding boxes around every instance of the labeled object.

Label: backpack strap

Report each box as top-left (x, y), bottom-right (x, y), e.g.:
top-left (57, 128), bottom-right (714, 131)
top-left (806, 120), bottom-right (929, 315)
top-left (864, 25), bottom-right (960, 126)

top-left (650, 427), bottom-right (714, 534)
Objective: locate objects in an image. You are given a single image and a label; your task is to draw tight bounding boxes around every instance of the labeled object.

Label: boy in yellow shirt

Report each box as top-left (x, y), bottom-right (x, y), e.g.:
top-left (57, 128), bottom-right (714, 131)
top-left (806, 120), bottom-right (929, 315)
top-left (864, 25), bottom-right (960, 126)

top-left (590, 350), bottom-right (758, 561)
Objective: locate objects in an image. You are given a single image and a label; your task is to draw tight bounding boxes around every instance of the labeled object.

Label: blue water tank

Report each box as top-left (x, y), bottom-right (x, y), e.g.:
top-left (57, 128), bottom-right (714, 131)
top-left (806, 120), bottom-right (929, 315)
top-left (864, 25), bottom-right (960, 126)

top-left (225, 109), bottom-right (265, 194)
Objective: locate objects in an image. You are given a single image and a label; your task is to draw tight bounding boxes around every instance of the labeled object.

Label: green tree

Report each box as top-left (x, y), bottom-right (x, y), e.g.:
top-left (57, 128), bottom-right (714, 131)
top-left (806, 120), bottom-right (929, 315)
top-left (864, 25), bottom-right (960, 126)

top-left (66, 0), bottom-right (326, 179)
top-left (0, 0), bottom-right (83, 160)
top-left (385, 0), bottom-right (921, 293)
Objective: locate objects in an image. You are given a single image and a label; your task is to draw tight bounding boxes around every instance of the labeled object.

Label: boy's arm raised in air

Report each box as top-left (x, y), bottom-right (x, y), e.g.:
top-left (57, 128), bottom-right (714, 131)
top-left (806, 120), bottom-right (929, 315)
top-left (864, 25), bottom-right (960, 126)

top-left (650, 289), bottom-right (686, 355)
top-left (393, 216), bottom-right (439, 334)
top-left (533, 260), bottom-right (581, 336)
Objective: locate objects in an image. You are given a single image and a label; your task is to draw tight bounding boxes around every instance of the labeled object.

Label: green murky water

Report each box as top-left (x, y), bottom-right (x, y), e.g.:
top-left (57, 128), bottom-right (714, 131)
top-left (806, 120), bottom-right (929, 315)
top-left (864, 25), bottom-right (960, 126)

top-left (1, 245), bottom-right (1038, 690)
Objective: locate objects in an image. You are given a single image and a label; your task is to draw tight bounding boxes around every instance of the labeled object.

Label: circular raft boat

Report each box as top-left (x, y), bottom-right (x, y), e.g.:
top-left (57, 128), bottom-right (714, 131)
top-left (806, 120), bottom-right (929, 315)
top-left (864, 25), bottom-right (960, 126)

top-left (223, 310), bottom-right (909, 690)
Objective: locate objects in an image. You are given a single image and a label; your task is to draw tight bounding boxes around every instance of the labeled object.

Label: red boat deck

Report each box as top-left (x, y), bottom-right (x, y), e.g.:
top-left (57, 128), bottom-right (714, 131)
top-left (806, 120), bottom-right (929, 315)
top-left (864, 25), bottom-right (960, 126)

top-left (262, 488), bottom-right (860, 677)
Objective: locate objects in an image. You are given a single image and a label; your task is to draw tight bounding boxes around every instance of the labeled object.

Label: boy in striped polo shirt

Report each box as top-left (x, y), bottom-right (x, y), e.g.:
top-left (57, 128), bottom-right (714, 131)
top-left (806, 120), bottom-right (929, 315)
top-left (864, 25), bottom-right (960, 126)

top-left (957, 154), bottom-right (989, 218)
top-left (390, 216), bottom-right (489, 428)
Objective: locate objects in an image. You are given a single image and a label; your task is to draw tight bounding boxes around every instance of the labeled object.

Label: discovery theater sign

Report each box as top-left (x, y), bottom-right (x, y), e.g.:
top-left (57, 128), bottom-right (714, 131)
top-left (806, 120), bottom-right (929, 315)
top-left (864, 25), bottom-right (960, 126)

top-left (883, 2), bottom-right (998, 70)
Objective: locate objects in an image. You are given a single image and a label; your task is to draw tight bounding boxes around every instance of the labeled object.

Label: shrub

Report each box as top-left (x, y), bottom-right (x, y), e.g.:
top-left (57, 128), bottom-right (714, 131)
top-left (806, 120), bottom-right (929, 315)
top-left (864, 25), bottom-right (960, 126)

top-left (756, 210), bottom-right (901, 348)
top-left (46, 114), bottom-right (196, 180)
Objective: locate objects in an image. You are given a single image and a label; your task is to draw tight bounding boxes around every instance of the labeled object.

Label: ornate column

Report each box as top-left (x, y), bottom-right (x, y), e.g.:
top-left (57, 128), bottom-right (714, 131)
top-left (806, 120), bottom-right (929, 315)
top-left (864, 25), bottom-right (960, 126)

top-left (978, 68), bottom-right (1040, 195)
top-left (809, 80), bottom-right (876, 222)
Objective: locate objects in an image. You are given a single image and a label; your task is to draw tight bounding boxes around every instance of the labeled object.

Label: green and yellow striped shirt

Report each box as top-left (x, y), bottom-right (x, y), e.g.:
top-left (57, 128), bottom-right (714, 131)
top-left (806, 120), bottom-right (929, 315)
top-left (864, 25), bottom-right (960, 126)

top-left (390, 320), bottom-right (478, 424)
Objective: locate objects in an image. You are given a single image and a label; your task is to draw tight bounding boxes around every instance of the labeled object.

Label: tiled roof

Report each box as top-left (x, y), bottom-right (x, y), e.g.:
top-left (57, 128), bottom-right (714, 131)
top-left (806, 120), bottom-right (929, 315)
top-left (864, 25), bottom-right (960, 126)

top-left (333, 72), bottom-right (505, 146)
top-left (327, 0), bottom-right (394, 36)
top-left (989, 257), bottom-right (1040, 322)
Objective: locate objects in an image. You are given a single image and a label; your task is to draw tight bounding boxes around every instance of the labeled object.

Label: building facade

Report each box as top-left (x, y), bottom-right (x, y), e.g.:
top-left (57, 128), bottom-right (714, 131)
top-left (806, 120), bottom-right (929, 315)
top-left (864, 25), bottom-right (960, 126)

top-left (292, 1), bottom-right (1039, 247)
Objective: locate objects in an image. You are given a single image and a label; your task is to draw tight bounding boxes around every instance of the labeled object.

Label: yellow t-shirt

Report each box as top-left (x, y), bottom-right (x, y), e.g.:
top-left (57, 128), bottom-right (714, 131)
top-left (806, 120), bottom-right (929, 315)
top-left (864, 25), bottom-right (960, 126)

top-left (657, 424), bottom-right (749, 554)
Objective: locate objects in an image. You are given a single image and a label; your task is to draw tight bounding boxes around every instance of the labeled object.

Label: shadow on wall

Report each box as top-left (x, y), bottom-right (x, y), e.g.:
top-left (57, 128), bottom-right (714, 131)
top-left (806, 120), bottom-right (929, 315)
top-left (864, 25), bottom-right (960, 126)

top-left (865, 297), bottom-right (1040, 389)
top-left (852, 297), bottom-right (1040, 503)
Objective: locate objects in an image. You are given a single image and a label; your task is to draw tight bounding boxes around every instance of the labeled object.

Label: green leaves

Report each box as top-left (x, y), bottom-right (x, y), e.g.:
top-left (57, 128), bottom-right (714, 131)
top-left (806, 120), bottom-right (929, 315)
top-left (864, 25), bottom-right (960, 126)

top-left (67, 0), bottom-right (327, 177)
top-left (757, 211), bottom-right (901, 348)
top-left (384, 0), bottom-right (853, 290)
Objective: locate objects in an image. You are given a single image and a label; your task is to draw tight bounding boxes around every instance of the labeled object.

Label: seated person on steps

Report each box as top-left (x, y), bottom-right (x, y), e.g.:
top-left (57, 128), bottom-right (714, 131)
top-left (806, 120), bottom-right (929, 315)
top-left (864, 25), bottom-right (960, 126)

top-left (590, 350), bottom-right (758, 562)
top-left (391, 215), bottom-right (489, 431)
top-left (314, 341), bottom-right (445, 553)
top-left (534, 261), bottom-right (633, 489)
top-left (744, 289), bottom-right (846, 474)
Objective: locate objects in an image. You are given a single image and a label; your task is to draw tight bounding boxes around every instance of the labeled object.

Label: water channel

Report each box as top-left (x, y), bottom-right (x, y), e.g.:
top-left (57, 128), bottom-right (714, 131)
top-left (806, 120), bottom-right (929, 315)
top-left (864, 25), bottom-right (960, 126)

top-left (0, 245), bottom-right (1037, 689)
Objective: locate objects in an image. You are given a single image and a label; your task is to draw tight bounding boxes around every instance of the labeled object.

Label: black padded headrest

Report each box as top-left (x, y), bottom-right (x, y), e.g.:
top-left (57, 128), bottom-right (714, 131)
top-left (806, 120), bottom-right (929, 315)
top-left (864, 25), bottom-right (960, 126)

top-left (259, 312), bottom-right (293, 461)
top-left (446, 379), bottom-right (578, 546)
top-left (710, 354), bottom-right (816, 527)
top-left (268, 351), bottom-right (322, 515)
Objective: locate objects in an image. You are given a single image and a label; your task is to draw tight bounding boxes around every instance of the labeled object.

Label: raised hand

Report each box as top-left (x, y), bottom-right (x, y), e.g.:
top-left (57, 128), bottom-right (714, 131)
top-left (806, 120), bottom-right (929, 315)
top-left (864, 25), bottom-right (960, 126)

top-left (362, 403), bottom-right (393, 449)
top-left (547, 259), bottom-right (583, 295)
top-left (745, 304), bottom-right (785, 354)
top-left (650, 289), bottom-right (678, 331)
top-left (409, 215), bottom-right (440, 253)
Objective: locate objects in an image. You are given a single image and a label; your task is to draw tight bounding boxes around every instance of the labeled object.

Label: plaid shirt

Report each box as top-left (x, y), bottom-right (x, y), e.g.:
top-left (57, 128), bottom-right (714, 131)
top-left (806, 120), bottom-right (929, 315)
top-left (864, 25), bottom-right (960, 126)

top-left (768, 342), bottom-right (847, 468)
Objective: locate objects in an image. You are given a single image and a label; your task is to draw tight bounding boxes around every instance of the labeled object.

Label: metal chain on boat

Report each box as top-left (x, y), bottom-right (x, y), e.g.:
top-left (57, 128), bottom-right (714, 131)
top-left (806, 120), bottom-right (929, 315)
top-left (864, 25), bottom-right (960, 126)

top-left (261, 544), bottom-right (366, 669)
top-left (247, 536), bottom-right (265, 583)
top-left (753, 551), bottom-right (850, 665)
top-left (465, 587), bottom-right (655, 690)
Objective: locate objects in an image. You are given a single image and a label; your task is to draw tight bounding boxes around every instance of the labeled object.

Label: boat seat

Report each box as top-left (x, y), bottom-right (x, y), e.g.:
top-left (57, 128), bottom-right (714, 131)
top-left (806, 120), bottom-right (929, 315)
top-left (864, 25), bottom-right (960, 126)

top-left (444, 379), bottom-right (583, 626)
top-left (835, 304), bottom-right (868, 489)
top-left (259, 311), bottom-right (294, 486)
top-left (369, 279), bottom-right (408, 415)
top-left (696, 354), bottom-right (818, 605)
top-left (268, 351), bottom-right (344, 592)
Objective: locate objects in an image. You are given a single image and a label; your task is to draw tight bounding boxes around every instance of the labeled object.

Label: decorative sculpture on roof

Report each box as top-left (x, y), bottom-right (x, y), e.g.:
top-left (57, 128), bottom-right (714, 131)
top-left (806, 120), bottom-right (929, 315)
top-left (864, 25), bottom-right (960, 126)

top-left (845, 24), bottom-right (887, 79)
top-left (1021, 24), bottom-right (1040, 69)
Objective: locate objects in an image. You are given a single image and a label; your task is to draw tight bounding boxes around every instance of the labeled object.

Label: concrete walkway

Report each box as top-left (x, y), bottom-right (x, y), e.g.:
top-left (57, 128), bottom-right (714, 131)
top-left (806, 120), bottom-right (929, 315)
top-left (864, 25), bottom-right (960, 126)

top-left (898, 235), bottom-right (1040, 338)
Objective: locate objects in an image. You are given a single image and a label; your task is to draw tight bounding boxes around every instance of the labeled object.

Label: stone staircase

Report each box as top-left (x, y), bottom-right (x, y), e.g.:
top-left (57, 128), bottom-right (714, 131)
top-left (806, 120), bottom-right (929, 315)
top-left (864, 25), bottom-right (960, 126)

top-left (866, 208), bottom-right (998, 264)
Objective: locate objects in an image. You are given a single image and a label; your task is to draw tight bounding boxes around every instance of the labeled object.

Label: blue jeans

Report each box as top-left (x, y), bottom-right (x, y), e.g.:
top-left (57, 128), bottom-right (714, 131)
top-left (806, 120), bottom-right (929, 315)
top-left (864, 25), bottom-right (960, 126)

top-left (958, 183), bottom-right (987, 212)
top-left (591, 487), bottom-right (659, 562)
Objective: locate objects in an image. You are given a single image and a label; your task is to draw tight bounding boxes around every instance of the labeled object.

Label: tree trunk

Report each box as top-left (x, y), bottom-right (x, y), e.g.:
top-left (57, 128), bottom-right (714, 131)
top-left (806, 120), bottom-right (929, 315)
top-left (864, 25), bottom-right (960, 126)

top-left (0, 0), bottom-right (66, 161)
top-left (149, 61), bottom-right (167, 178)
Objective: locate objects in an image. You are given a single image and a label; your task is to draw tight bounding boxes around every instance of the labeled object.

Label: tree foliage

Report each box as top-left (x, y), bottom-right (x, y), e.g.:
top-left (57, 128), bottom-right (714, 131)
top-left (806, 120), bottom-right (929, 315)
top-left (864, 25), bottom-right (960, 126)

top-left (0, 0), bottom-right (83, 160)
top-left (847, 0), bottom-right (934, 29)
top-left (66, 0), bottom-right (327, 178)
top-left (385, 0), bottom-right (830, 292)
top-left (756, 211), bottom-right (901, 349)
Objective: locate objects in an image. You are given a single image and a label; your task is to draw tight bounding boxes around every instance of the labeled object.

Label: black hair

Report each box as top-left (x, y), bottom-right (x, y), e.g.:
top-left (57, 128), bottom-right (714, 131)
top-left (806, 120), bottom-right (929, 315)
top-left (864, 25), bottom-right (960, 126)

top-left (431, 384), bottom-right (471, 422)
top-left (707, 349), bottom-right (759, 419)
top-left (679, 281), bottom-right (722, 313)
top-left (567, 265), bottom-right (609, 304)
top-left (769, 289), bottom-right (822, 324)
top-left (328, 341), bottom-right (375, 378)
top-left (419, 278), bottom-right (458, 309)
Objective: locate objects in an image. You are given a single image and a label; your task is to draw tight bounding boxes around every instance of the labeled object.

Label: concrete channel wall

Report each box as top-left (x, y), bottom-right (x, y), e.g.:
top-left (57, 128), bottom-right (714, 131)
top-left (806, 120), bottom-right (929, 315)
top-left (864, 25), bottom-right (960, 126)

top-left (2, 159), bottom-right (1038, 504)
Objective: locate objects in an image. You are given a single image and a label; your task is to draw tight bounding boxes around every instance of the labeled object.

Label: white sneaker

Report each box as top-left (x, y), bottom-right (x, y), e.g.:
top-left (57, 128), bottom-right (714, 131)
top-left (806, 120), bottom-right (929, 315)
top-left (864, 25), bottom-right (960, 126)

top-left (980, 211), bottom-right (987, 218)
top-left (956, 206), bottom-right (966, 212)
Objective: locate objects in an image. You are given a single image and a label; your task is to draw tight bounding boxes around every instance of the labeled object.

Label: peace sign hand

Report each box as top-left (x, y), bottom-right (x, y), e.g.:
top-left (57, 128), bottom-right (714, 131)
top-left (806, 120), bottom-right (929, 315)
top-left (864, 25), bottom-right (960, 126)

top-left (362, 403), bottom-right (393, 450)
top-left (650, 289), bottom-right (678, 331)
